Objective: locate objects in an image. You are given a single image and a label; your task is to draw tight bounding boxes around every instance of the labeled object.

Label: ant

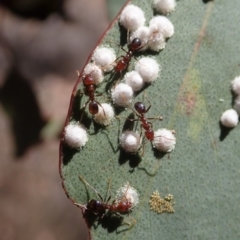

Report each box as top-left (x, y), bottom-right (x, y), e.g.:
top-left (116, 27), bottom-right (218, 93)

top-left (131, 100), bottom-right (162, 141)
top-left (77, 70), bottom-right (104, 117)
top-left (114, 37), bottom-right (143, 76)
top-left (75, 175), bottom-right (134, 228)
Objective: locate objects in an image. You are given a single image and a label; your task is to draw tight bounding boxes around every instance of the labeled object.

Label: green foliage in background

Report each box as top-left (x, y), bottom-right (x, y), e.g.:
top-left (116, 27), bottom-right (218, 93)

top-left (60, 0), bottom-right (240, 239)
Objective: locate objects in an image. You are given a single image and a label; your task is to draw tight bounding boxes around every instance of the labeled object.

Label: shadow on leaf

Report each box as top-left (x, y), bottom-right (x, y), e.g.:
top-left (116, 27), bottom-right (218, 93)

top-left (219, 121), bottom-right (234, 141)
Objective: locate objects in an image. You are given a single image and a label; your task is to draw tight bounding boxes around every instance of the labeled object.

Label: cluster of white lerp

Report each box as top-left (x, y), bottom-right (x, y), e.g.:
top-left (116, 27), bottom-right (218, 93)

top-left (122, 57), bottom-right (160, 93)
top-left (64, 122), bottom-right (88, 149)
top-left (65, 2), bottom-right (177, 150)
top-left (111, 83), bottom-right (134, 107)
top-left (119, 131), bottom-right (142, 153)
top-left (120, 3), bottom-right (175, 52)
top-left (115, 182), bottom-right (139, 209)
top-left (231, 76), bottom-right (240, 115)
top-left (220, 76), bottom-right (240, 128)
top-left (92, 46), bottom-right (116, 72)
top-left (153, 128), bottom-right (176, 153)
top-left (153, 0), bottom-right (176, 15)
top-left (93, 103), bottom-right (115, 126)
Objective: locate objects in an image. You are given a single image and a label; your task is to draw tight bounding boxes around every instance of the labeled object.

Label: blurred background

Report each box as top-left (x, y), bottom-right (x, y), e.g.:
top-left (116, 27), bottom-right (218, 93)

top-left (0, 0), bottom-right (124, 239)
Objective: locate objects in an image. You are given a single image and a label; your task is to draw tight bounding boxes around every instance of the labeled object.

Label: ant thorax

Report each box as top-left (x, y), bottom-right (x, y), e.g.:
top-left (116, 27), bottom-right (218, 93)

top-left (114, 38), bottom-right (143, 74)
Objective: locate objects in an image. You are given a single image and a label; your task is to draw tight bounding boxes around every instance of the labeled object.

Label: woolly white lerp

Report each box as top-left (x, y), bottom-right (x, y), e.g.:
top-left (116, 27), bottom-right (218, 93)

top-left (115, 182), bottom-right (139, 209)
top-left (153, 128), bottom-right (176, 153)
top-left (92, 46), bottom-right (116, 72)
top-left (111, 83), bottom-right (134, 107)
top-left (64, 122), bottom-right (88, 148)
top-left (130, 26), bottom-right (150, 51)
top-left (119, 4), bottom-right (146, 31)
top-left (93, 103), bottom-right (115, 126)
top-left (148, 16), bottom-right (174, 51)
top-left (231, 76), bottom-right (240, 95)
top-left (83, 63), bottom-right (103, 85)
top-left (153, 0), bottom-right (176, 15)
top-left (120, 131), bottom-right (141, 153)
top-left (124, 71), bottom-right (144, 92)
top-left (220, 109), bottom-right (239, 128)
top-left (234, 95), bottom-right (240, 115)
top-left (135, 57), bottom-right (160, 83)
top-left (148, 33), bottom-right (166, 51)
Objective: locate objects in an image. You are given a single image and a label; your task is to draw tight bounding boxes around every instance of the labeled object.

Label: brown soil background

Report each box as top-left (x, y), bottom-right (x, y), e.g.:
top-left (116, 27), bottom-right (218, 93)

top-left (0, 1), bottom-right (109, 239)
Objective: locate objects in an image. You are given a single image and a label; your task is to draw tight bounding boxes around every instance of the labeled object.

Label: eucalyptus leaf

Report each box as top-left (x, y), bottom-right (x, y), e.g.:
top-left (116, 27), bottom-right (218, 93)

top-left (60, 0), bottom-right (240, 239)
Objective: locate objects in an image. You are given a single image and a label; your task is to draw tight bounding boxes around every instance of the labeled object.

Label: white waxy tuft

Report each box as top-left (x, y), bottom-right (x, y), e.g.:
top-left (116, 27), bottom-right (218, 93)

top-left (119, 4), bottom-right (146, 31)
top-left (64, 122), bottom-right (88, 148)
top-left (92, 46), bottom-right (116, 72)
top-left (149, 16), bottom-right (174, 40)
top-left (124, 71), bottom-right (144, 92)
top-left (234, 95), bottom-right (240, 115)
top-left (148, 33), bottom-right (166, 51)
top-left (153, 0), bottom-right (176, 15)
top-left (130, 26), bottom-right (150, 51)
top-left (83, 63), bottom-right (103, 85)
top-left (115, 182), bottom-right (139, 209)
top-left (120, 131), bottom-right (141, 153)
top-left (135, 57), bottom-right (160, 83)
top-left (93, 103), bottom-right (115, 126)
top-left (231, 76), bottom-right (240, 95)
top-left (153, 128), bottom-right (176, 153)
top-left (220, 109), bottom-right (239, 128)
top-left (111, 83), bottom-right (134, 107)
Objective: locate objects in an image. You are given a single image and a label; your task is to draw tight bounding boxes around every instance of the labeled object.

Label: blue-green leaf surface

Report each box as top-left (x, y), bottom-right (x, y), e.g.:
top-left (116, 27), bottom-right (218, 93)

top-left (60, 0), bottom-right (240, 239)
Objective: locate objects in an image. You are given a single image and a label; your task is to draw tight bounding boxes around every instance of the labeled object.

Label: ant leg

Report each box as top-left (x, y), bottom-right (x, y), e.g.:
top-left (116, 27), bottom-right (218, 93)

top-left (95, 101), bottom-right (106, 117)
top-left (154, 134), bottom-right (176, 141)
top-left (79, 99), bottom-right (89, 123)
top-left (139, 138), bottom-right (147, 157)
top-left (79, 175), bottom-right (104, 201)
top-left (127, 29), bottom-right (130, 45)
top-left (144, 92), bottom-right (152, 113)
top-left (116, 215), bottom-right (136, 233)
top-left (74, 202), bottom-right (86, 209)
top-left (105, 179), bottom-right (112, 203)
top-left (146, 116), bottom-right (163, 121)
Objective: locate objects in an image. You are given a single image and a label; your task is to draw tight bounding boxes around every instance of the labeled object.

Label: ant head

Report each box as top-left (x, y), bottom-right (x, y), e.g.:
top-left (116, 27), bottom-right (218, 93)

top-left (129, 38), bottom-right (142, 51)
top-left (83, 73), bottom-right (95, 86)
top-left (134, 102), bottom-right (146, 114)
top-left (87, 199), bottom-right (105, 212)
top-left (87, 199), bottom-right (98, 210)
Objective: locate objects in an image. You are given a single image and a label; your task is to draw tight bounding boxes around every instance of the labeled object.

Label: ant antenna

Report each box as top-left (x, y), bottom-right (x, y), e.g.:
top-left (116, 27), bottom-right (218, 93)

top-left (79, 175), bottom-right (103, 201)
top-left (105, 179), bottom-right (112, 203)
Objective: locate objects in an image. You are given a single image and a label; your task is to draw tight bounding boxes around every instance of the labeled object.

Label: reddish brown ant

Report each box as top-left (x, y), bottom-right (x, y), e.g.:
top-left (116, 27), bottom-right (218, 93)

top-left (77, 70), bottom-right (104, 117)
top-left (130, 100), bottom-right (176, 157)
top-left (131, 101), bottom-right (162, 141)
top-left (75, 175), bottom-right (135, 227)
top-left (114, 37), bottom-right (143, 75)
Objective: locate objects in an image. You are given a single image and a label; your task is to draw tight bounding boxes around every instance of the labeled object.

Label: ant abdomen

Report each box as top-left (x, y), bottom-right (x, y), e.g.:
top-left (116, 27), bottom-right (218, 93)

top-left (89, 101), bottom-right (99, 115)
